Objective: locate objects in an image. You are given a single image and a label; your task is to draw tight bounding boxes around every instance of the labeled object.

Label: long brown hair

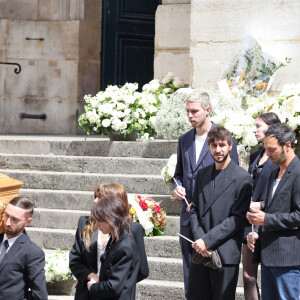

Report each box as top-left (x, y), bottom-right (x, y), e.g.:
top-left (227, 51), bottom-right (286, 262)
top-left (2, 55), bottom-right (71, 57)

top-left (91, 195), bottom-right (130, 241)
top-left (82, 183), bottom-right (129, 250)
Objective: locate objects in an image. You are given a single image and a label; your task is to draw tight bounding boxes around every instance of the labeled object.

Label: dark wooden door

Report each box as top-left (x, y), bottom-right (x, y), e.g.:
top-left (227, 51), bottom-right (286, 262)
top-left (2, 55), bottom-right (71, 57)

top-left (101, 0), bottom-right (160, 90)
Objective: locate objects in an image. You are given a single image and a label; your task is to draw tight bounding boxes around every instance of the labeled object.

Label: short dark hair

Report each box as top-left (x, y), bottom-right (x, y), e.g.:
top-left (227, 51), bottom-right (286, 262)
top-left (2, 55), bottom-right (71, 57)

top-left (207, 126), bottom-right (232, 146)
top-left (9, 197), bottom-right (34, 217)
top-left (265, 123), bottom-right (296, 147)
top-left (257, 112), bottom-right (281, 125)
top-left (91, 195), bottom-right (130, 241)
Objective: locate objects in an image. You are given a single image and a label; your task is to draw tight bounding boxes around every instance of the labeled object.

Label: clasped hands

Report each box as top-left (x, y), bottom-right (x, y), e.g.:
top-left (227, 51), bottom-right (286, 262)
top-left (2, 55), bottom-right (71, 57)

top-left (87, 272), bottom-right (99, 291)
top-left (192, 238), bottom-right (212, 258)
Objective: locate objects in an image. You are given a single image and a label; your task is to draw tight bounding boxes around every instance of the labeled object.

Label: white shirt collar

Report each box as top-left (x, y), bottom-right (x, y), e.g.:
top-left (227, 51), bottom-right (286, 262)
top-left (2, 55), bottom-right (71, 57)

top-left (1, 232), bottom-right (23, 250)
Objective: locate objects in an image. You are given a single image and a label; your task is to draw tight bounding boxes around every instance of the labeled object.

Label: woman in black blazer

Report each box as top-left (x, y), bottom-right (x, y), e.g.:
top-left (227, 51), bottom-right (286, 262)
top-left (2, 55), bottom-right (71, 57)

top-left (242, 112), bottom-right (281, 300)
top-left (69, 183), bottom-right (149, 300)
top-left (87, 195), bottom-right (139, 299)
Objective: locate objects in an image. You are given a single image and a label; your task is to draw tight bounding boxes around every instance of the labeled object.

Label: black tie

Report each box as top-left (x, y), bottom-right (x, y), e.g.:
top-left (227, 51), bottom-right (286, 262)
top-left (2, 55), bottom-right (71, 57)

top-left (0, 240), bottom-right (9, 264)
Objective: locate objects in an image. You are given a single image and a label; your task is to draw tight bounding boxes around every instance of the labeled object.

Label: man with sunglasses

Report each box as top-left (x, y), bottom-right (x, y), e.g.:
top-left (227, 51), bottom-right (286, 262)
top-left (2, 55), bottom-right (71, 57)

top-left (0, 197), bottom-right (48, 300)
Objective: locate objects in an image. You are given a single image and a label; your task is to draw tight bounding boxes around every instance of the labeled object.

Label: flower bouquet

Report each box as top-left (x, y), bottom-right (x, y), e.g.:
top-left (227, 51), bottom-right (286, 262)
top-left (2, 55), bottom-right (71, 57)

top-left (161, 154), bottom-right (177, 184)
top-left (45, 249), bottom-right (75, 284)
top-left (142, 72), bottom-right (189, 104)
top-left (128, 195), bottom-right (167, 237)
top-left (223, 35), bottom-right (290, 103)
top-left (78, 83), bottom-right (159, 140)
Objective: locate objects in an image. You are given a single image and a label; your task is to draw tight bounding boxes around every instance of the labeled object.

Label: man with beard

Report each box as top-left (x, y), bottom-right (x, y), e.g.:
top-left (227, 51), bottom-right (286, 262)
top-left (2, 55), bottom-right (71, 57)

top-left (187, 126), bottom-right (252, 300)
top-left (0, 197), bottom-right (48, 300)
top-left (247, 123), bottom-right (300, 300)
top-left (173, 90), bottom-right (239, 297)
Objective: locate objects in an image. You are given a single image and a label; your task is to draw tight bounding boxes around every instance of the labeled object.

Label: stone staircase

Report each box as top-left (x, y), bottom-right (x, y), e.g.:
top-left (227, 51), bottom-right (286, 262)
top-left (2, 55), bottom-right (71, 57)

top-left (0, 135), bottom-right (255, 299)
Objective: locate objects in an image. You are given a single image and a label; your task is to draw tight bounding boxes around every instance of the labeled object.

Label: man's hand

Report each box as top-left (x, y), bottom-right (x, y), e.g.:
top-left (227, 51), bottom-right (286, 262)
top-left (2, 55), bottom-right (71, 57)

top-left (173, 185), bottom-right (186, 200)
top-left (250, 201), bottom-right (261, 210)
top-left (87, 278), bottom-right (96, 291)
top-left (87, 272), bottom-right (99, 282)
top-left (247, 208), bottom-right (265, 225)
top-left (246, 231), bottom-right (259, 252)
top-left (186, 203), bottom-right (192, 212)
top-left (192, 239), bottom-right (211, 258)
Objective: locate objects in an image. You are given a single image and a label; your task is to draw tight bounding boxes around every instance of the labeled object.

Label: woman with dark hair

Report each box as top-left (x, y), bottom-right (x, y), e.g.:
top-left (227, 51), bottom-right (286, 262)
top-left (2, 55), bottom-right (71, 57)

top-left (69, 183), bottom-right (148, 300)
top-left (87, 195), bottom-right (139, 299)
top-left (242, 112), bottom-right (281, 300)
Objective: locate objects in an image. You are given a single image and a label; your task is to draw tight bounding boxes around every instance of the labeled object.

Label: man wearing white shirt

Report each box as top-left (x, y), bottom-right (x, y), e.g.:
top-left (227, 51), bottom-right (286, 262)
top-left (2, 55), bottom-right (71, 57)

top-left (173, 90), bottom-right (239, 297)
top-left (0, 197), bottom-right (48, 300)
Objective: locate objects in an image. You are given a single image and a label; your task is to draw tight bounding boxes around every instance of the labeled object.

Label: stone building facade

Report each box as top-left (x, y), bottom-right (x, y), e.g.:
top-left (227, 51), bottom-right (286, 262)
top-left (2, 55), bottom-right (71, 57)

top-left (0, 0), bottom-right (101, 134)
top-left (155, 0), bottom-right (300, 91)
top-left (1, 0), bottom-right (300, 134)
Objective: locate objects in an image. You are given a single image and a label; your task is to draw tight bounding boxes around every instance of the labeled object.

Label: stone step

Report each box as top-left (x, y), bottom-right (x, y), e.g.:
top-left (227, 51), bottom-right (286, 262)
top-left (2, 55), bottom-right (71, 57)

top-left (0, 136), bottom-right (177, 158)
top-left (47, 282), bottom-right (251, 299)
top-left (30, 208), bottom-right (180, 235)
top-left (27, 227), bottom-right (182, 257)
top-left (0, 169), bottom-right (172, 195)
top-left (148, 257), bottom-right (183, 281)
top-left (0, 153), bottom-right (167, 175)
top-left (137, 284), bottom-right (249, 300)
top-left (19, 189), bottom-right (180, 215)
top-left (136, 280), bottom-right (184, 300)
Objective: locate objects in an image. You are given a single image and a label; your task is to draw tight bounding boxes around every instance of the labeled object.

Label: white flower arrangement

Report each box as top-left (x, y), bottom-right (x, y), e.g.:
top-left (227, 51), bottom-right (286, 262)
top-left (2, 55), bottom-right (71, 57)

top-left (45, 249), bottom-right (75, 283)
top-left (154, 88), bottom-right (193, 140)
top-left (78, 73), bottom-right (189, 140)
top-left (161, 154), bottom-right (177, 184)
top-left (78, 83), bottom-right (159, 140)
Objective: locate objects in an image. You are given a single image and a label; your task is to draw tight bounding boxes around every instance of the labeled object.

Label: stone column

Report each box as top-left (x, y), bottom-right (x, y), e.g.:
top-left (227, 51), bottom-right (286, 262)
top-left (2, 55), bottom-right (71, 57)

top-left (154, 0), bottom-right (191, 82)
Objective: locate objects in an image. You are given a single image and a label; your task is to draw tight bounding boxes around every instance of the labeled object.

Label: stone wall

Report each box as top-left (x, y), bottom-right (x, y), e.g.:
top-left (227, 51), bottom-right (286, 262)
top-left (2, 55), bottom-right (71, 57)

top-left (154, 0), bottom-right (191, 82)
top-left (0, 0), bottom-right (101, 134)
top-left (190, 0), bottom-right (300, 90)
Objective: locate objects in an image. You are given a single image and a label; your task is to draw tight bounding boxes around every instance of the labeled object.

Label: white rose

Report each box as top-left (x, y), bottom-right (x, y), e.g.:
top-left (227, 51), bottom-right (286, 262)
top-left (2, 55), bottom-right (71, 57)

top-left (158, 94), bottom-right (167, 102)
top-left (138, 119), bottom-right (146, 125)
top-left (119, 122), bottom-right (127, 130)
top-left (117, 102), bottom-right (127, 110)
top-left (148, 105), bottom-right (158, 113)
top-left (102, 119), bottom-right (111, 128)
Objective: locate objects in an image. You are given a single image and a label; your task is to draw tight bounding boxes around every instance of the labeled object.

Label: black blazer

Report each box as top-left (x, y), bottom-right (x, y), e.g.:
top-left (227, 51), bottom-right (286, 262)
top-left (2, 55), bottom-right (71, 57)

top-left (0, 231), bottom-right (48, 300)
top-left (243, 149), bottom-right (278, 240)
top-left (190, 160), bottom-right (252, 264)
top-left (259, 156), bottom-right (300, 267)
top-left (69, 216), bottom-right (149, 300)
top-left (248, 148), bottom-right (278, 203)
top-left (174, 124), bottom-right (239, 226)
top-left (89, 233), bottom-right (140, 300)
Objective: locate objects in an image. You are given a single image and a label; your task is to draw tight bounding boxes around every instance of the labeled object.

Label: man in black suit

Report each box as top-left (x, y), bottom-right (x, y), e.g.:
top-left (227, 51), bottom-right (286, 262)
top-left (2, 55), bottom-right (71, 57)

top-left (0, 197), bottom-right (48, 300)
top-left (188, 126), bottom-right (252, 300)
top-left (173, 90), bottom-right (239, 297)
top-left (247, 123), bottom-right (300, 300)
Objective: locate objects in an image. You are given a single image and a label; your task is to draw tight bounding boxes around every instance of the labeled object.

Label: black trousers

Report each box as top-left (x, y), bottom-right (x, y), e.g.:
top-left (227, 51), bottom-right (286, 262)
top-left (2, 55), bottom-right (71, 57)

top-left (187, 263), bottom-right (239, 300)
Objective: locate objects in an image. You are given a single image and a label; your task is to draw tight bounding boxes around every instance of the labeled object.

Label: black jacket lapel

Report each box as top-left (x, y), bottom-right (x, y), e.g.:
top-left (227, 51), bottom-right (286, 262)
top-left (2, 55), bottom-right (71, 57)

top-left (202, 161), bottom-right (236, 217)
top-left (0, 232), bottom-right (27, 272)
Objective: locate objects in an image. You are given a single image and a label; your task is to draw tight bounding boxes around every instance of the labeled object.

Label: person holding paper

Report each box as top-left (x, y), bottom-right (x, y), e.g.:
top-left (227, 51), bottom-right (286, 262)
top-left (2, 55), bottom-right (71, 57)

top-left (188, 126), bottom-right (252, 300)
top-left (173, 90), bottom-right (239, 297)
top-left (242, 112), bottom-right (281, 300)
top-left (247, 123), bottom-right (300, 300)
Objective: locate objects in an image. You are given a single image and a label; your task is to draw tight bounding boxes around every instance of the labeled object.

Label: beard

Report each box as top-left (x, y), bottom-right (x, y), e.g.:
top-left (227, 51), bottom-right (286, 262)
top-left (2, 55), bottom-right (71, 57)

top-left (213, 151), bottom-right (230, 163)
